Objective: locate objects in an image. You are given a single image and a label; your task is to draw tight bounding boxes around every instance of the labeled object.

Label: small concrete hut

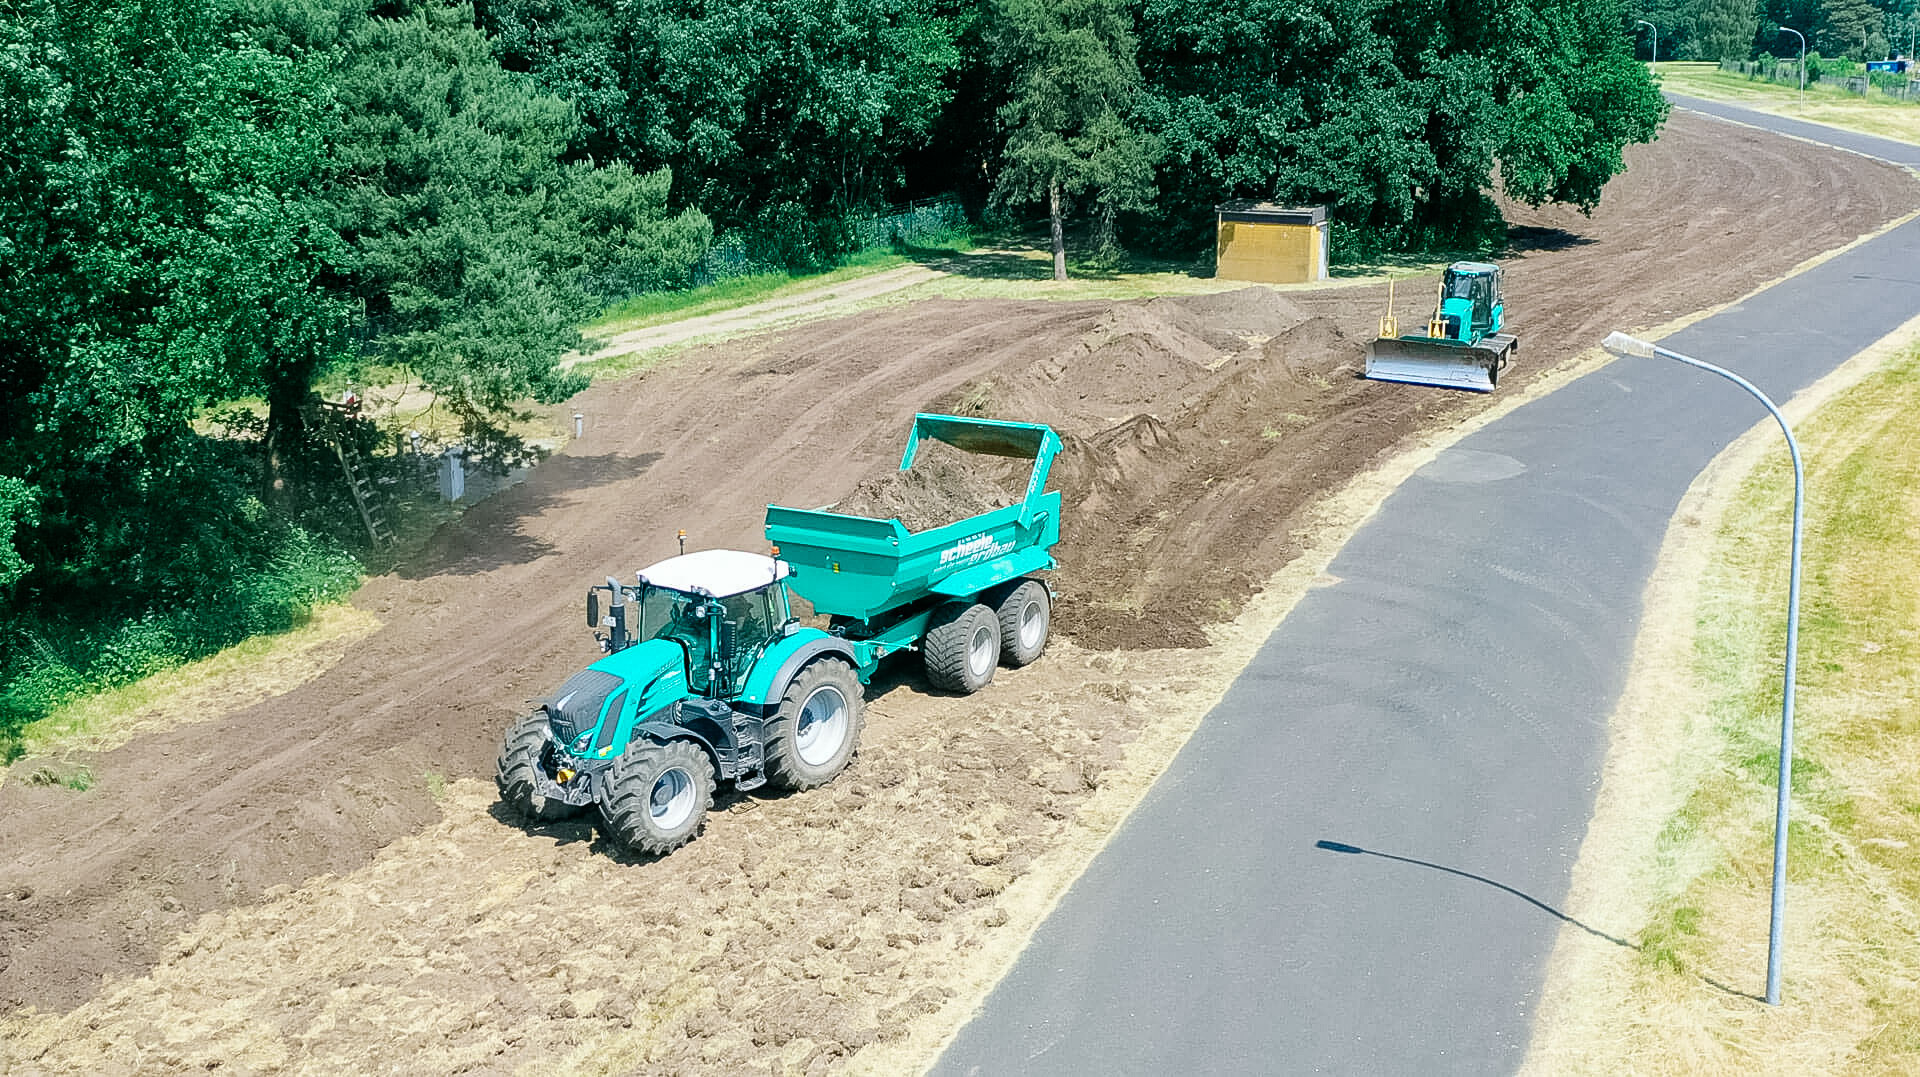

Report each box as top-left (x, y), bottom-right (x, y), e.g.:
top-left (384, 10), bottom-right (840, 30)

top-left (1214, 203), bottom-right (1329, 284)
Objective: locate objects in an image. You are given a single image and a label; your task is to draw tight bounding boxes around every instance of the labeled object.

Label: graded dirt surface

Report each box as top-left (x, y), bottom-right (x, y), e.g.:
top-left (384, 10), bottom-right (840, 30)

top-left (2, 110), bottom-right (1916, 1073)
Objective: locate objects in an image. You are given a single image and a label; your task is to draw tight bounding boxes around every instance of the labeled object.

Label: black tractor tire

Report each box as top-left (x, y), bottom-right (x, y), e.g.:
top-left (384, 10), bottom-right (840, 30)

top-left (596, 738), bottom-right (715, 856)
top-left (765, 658), bottom-right (865, 791)
top-left (923, 601), bottom-right (1001, 694)
top-left (495, 711), bottom-right (588, 823)
top-left (992, 578), bottom-right (1051, 667)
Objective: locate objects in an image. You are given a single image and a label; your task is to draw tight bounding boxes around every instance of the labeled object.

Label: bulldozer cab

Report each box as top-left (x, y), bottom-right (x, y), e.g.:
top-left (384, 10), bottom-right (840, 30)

top-left (1362, 260), bottom-right (1514, 392)
top-left (1440, 263), bottom-right (1502, 341)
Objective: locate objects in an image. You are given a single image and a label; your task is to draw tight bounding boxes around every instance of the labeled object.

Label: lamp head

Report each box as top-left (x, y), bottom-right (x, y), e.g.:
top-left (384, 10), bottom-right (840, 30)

top-left (1602, 331), bottom-right (1657, 359)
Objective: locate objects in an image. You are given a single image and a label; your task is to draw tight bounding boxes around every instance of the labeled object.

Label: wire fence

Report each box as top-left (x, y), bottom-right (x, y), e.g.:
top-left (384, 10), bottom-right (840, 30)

top-left (846, 198), bottom-right (969, 252)
top-left (1718, 57), bottom-right (1920, 100)
top-left (690, 197), bottom-right (968, 286)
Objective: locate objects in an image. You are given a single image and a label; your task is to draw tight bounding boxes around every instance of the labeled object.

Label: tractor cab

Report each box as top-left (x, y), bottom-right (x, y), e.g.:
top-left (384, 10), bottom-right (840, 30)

top-left (513, 545), bottom-right (862, 848)
top-left (588, 549), bottom-right (795, 698)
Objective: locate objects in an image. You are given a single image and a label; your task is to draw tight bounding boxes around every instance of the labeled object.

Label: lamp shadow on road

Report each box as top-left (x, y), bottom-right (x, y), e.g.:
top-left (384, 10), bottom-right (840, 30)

top-left (1313, 839), bottom-right (1761, 1002)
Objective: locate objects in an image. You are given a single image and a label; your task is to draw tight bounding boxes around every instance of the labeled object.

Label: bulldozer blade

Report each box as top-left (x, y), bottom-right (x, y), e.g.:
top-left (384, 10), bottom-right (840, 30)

top-left (1363, 336), bottom-right (1509, 392)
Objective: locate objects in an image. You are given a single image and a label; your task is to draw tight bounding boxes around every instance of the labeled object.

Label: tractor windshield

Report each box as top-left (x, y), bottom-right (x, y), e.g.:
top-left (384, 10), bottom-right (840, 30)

top-left (632, 582), bottom-right (786, 693)
top-left (632, 584), bottom-right (714, 674)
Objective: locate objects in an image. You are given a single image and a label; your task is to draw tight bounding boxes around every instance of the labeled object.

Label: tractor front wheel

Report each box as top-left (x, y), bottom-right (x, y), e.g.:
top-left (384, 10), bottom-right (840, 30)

top-left (992, 578), bottom-right (1051, 667)
top-left (765, 658), bottom-right (865, 791)
top-left (597, 739), bottom-right (715, 856)
top-left (924, 602), bottom-right (1001, 693)
top-left (496, 711), bottom-right (588, 823)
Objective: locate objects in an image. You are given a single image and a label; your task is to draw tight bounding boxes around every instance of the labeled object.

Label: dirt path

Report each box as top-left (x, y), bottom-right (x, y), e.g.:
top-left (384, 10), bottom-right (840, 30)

top-left (2, 112), bottom-right (1915, 1073)
top-left (570, 263), bottom-right (949, 368)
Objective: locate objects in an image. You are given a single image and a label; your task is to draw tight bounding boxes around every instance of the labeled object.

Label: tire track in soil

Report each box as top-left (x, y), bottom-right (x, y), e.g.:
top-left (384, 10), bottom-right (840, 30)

top-left (1, 111), bottom-right (1915, 1073)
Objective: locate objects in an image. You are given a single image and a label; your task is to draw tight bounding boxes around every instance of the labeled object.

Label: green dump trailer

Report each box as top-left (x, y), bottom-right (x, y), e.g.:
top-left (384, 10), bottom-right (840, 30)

top-left (495, 413), bottom-right (1063, 855)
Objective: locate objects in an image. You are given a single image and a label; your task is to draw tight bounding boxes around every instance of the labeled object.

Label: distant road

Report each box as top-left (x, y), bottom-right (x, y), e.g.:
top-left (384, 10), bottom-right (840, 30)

top-left (933, 100), bottom-right (1920, 1075)
top-left (1667, 92), bottom-right (1920, 167)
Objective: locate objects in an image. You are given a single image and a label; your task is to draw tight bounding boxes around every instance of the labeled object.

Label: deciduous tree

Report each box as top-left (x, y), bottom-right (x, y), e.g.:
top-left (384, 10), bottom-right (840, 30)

top-left (485, 0), bottom-right (961, 266)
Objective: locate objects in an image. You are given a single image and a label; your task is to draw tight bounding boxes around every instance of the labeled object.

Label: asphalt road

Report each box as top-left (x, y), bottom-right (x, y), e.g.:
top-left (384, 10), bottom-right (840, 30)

top-left (933, 109), bottom-right (1920, 1075)
top-left (1667, 92), bottom-right (1920, 167)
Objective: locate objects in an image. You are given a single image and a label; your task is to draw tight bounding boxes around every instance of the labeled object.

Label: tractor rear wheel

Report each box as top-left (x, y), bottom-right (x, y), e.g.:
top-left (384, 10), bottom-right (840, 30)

top-left (993, 578), bottom-right (1050, 667)
top-left (765, 658), bottom-right (865, 791)
top-left (924, 602), bottom-right (1001, 693)
top-left (495, 711), bottom-right (588, 823)
top-left (597, 739), bottom-right (714, 856)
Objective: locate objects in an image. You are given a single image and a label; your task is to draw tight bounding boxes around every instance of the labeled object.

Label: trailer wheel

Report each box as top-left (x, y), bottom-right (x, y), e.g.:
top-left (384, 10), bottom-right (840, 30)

top-left (765, 658), bottom-right (865, 791)
top-left (597, 739), bottom-right (714, 856)
top-left (993, 579), bottom-right (1050, 667)
top-left (924, 602), bottom-right (1001, 693)
top-left (495, 711), bottom-right (588, 822)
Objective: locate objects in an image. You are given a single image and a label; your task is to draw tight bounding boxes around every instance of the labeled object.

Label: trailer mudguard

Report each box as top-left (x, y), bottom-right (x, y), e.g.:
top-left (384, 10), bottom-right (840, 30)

top-left (930, 547), bottom-right (1055, 601)
top-left (735, 629), bottom-right (858, 708)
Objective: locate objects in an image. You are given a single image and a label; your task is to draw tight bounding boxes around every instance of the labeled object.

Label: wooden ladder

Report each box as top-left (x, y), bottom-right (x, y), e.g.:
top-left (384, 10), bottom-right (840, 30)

top-left (314, 400), bottom-right (394, 549)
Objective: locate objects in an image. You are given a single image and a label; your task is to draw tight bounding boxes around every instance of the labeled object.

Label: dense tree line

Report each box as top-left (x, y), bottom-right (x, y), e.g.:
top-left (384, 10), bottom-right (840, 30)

top-left (481, 0), bottom-right (1664, 256)
top-left (0, 0), bottom-right (1662, 739)
top-left (1631, 0), bottom-right (1916, 61)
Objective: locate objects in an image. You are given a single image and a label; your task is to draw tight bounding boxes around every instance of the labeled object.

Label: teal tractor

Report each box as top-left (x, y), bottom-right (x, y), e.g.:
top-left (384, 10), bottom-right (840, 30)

top-left (496, 414), bottom-right (1063, 854)
top-left (1363, 261), bottom-right (1518, 392)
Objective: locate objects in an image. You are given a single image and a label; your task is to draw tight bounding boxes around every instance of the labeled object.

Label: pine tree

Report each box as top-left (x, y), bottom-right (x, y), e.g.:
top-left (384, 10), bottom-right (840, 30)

top-left (991, 0), bottom-right (1158, 279)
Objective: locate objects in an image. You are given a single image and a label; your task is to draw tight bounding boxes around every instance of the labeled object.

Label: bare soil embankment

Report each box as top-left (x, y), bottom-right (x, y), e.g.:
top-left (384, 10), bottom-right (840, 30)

top-left (1, 110), bottom-right (1915, 1073)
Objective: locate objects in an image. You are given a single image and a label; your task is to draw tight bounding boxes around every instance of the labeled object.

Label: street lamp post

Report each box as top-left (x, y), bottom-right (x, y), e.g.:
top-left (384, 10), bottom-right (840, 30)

top-left (1781, 26), bottom-right (1808, 91)
top-left (1601, 331), bottom-right (1804, 1008)
top-left (1635, 19), bottom-right (1658, 64)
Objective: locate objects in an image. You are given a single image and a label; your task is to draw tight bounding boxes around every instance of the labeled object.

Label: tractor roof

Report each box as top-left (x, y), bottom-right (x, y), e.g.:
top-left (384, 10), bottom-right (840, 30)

top-left (637, 549), bottom-right (789, 599)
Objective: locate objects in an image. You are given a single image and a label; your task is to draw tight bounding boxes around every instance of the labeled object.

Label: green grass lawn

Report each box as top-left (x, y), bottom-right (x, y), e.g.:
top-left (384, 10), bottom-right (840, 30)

top-left (585, 230), bottom-right (980, 337)
top-left (1658, 61), bottom-right (1920, 145)
top-left (1529, 336), bottom-right (1920, 1072)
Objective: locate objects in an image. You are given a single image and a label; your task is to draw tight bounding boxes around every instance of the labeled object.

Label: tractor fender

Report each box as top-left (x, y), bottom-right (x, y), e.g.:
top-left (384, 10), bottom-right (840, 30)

top-left (632, 719), bottom-right (719, 761)
top-left (737, 633), bottom-right (859, 714)
top-left (632, 696), bottom-right (772, 784)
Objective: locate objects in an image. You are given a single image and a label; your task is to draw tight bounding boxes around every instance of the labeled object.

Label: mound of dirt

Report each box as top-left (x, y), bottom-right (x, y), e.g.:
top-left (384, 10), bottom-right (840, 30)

top-left (941, 288), bottom-right (1314, 432)
top-left (832, 439), bottom-right (1026, 532)
top-left (916, 289), bottom-right (1368, 647)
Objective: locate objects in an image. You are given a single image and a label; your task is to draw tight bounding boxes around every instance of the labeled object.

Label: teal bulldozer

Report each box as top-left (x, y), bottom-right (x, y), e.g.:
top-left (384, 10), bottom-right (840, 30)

top-left (496, 414), bottom-right (1062, 855)
top-left (1363, 261), bottom-right (1518, 392)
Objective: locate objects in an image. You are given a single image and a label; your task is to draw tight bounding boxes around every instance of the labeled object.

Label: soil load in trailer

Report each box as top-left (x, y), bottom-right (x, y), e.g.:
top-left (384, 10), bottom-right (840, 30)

top-left (768, 414), bottom-right (1062, 629)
